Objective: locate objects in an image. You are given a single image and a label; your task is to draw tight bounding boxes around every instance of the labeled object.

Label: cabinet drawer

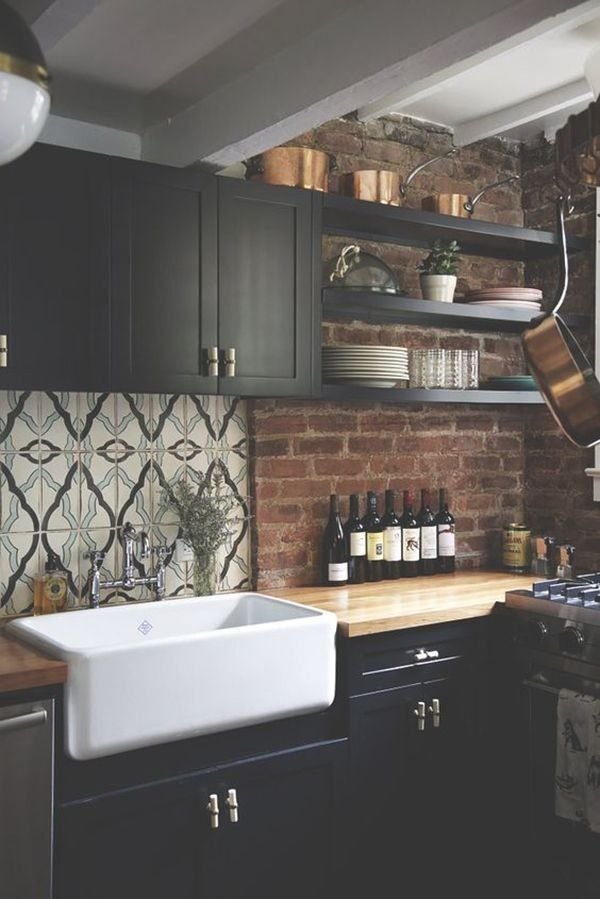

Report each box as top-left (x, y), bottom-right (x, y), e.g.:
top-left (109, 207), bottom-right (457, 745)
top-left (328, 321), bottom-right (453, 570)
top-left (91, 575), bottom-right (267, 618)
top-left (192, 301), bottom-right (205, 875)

top-left (343, 620), bottom-right (487, 696)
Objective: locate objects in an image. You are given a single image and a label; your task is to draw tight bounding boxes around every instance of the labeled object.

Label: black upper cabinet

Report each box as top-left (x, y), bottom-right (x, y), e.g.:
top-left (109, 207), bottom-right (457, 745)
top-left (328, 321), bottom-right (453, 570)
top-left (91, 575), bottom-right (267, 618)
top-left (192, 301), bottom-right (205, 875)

top-left (218, 179), bottom-right (318, 397)
top-left (0, 143), bottom-right (110, 391)
top-left (110, 159), bottom-right (218, 394)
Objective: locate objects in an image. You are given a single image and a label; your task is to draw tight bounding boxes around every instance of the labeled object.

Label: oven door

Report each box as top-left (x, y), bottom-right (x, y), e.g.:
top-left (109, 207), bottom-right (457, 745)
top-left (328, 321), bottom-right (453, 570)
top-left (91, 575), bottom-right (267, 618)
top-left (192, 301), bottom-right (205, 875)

top-left (515, 664), bottom-right (600, 899)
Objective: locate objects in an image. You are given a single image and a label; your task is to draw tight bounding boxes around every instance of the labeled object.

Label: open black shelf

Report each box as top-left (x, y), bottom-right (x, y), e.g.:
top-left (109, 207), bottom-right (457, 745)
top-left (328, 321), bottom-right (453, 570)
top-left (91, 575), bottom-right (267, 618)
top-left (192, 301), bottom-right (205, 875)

top-left (321, 194), bottom-right (588, 261)
top-left (320, 384), bottom-right (544, 405)
top-left (322, 288), bottom-right (587, 333)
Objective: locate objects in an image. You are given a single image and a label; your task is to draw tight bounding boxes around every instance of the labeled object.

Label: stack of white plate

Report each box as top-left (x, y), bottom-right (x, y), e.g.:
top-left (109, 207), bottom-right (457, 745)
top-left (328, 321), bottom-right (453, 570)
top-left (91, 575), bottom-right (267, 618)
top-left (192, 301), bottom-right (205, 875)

top-left (465, 287), bottom-right (543, 312)
top-left (322, 345), bottom-right (409, 388)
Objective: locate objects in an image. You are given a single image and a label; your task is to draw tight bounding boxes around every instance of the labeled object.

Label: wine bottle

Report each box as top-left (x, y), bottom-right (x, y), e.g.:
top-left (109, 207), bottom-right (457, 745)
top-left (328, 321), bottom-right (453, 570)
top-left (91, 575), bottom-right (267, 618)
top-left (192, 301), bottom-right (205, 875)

top-left (436, 488), bottom-right (456, 574)
top-left (362, 491), bottom-right (383, 583)
top-left (345, 494), bottom-right (366, 584)
top-left (417, 488), bottom-right (438, 576)
top-left (381, 489), bottom-right (402, 580)
top-left (400, 490), bottom-right (420, 578)
top-left (323, 494), bottom-right (349, 586)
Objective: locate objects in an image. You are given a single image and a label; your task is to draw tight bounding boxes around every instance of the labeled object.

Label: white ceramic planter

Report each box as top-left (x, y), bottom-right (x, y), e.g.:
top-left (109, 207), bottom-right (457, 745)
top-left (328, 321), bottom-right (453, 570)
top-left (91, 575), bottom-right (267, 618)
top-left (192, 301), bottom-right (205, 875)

top-left (420, 274), bottom-right (457, 303)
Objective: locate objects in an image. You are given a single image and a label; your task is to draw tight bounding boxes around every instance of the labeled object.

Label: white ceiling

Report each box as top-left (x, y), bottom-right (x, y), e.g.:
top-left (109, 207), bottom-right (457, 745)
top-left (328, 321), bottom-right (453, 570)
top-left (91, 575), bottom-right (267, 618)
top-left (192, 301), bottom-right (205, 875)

top-left (367, 7), bottom-right (600, 144)
top-left (8, 0), bottom-right (599, 165)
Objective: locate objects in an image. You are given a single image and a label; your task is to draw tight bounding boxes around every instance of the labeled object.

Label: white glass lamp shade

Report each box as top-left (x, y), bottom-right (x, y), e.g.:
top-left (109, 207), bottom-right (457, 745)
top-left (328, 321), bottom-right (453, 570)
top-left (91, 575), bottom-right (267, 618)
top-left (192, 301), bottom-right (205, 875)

top-left (0, 71), bottom-right (49, 164)
top-left (584, 48), bottom-right (600, 100)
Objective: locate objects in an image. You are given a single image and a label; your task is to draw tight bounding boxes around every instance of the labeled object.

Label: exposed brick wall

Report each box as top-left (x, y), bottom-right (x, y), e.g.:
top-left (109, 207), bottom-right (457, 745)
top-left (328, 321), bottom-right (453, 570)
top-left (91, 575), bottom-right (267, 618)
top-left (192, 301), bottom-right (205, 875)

top-left (521, 140), bottom-right (599, 571)
top-left (250, 114), bottom-right (535, 589)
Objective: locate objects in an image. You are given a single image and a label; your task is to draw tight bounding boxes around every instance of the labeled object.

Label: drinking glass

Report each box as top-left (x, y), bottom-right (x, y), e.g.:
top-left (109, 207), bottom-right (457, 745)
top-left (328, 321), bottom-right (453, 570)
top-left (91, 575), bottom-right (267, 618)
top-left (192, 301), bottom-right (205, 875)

top-left (461, 349), bottom-right (479, 389)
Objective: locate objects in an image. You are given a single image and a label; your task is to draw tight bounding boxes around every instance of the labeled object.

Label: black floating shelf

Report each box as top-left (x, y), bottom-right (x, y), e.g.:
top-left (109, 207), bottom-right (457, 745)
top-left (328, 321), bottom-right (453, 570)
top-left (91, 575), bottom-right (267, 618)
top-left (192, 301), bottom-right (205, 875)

top-left (321, 194), bottom-right (588, 261)
top-left (320, 384), bottom-right (544, 405)
top-left (322, 288), bottom-right (587, 333)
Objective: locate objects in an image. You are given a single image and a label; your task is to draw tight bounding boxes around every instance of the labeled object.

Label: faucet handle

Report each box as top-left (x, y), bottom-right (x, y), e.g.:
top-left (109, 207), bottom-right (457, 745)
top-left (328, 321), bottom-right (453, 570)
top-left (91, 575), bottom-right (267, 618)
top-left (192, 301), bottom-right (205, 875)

top-left (139, 531), bottom-right (151, 560)
top-left (153, 545), bottom-right (169, 565)
top-left (84, 550), bottom-right (106, 570)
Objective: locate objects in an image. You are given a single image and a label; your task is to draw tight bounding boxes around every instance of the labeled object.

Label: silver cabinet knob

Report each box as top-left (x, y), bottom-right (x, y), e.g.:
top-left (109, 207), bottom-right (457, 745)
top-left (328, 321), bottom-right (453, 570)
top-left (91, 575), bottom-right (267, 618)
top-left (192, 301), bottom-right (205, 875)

top-left (207, 793), bottom-right (220, 829)
top-left (415, 649), bottom-right (428, 662)
top-left (222, 347), bottom-right (236, 377)
top-left (426, 649), bottom-right (439, 660)
top-left (413, 701), bottom-right (426, 731)
top-left (0, 334), bottom-right (7, 368)
top-left (207, 346), bottom-right (219, 377)
top-left (428, 698), bottom-right (441, 728)
top-left (225, 788), bottom-right (239, 823)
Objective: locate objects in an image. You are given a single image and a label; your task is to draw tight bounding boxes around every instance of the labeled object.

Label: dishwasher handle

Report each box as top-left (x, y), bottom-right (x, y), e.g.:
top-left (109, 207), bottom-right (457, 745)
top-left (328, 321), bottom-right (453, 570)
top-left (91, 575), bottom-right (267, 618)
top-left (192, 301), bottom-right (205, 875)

top-left (0, 708), bottom-right (47, 736)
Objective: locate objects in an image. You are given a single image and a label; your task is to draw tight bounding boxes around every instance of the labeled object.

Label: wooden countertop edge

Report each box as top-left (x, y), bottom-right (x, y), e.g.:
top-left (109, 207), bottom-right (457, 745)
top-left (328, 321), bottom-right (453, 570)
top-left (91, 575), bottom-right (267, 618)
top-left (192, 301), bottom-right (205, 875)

top-left (339, 600), bottom-right (501, 637)
top-left (0, 633), bottom-right (68, 694)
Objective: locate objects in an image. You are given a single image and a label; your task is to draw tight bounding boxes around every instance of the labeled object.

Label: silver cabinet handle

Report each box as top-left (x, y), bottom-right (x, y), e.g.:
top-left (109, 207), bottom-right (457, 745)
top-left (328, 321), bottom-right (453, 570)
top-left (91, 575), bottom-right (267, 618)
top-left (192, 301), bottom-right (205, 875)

top-left (426, 649), bottom-right (439, 660)
top-left (222, 347), bottom-right (236, 377)
top-left (413, 701), bottom-right (426, 732)
top-left (0, 334), bottom-right (7, 368)
top-left (415, 649), bottom-right (428, 662)
top-left (225, 788), bottom-right (239, 823)
top-left (207, 793), bottom-right (220, 829)
top-left (428, 698), bottom-right (441, 728)
top-left (0, 708), bottom-right (47, 736)
top-left (207, 346), bottom-right (219, 377)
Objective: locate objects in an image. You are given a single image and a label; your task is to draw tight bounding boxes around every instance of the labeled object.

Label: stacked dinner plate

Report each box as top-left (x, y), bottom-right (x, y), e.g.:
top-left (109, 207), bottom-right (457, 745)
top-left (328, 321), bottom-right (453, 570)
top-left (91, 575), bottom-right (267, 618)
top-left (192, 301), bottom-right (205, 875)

top-left (464, 287), bottom-right (543, 312)
top-left (322, 345), bottom-right (409, 388)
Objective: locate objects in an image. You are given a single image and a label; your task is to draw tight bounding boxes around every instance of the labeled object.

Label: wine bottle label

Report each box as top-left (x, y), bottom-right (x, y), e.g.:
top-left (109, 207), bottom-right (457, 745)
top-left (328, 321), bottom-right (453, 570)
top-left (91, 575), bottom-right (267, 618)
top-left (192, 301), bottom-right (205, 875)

top-left (350, 532), bottom-right (366, 557)
top-left (438, 524), bottom-right (455, 557)
top-left (402, 528), bottom-right (420, 562)
top-left (383, 526), bottom-right (402, 562)
top-left (421, 526), bottom-right (438, 560)
top-left (328, 562), bottom-right (348, 582)
top-left (367, 533), bottom-right (384, 561)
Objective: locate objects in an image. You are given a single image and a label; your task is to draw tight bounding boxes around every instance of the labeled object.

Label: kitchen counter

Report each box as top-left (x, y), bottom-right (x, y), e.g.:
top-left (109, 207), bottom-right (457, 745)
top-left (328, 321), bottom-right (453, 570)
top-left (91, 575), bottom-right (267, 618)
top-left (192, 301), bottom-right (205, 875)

top-left (269, 570), bottom-right (534, 637)
top-left (0, 631), bottom-right (68, 694)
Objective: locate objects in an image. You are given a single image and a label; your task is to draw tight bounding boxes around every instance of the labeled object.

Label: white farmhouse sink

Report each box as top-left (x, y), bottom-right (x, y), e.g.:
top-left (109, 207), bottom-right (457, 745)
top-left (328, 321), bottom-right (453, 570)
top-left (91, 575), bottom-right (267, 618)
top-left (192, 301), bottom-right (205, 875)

top-left (8, 592), bottom-right (337, 761)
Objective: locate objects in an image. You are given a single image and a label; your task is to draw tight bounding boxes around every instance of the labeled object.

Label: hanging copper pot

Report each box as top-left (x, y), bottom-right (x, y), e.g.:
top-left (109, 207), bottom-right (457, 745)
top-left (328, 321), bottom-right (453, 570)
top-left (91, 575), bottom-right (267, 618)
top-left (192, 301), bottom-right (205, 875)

top-left (243, 147), bottom-right (330, 192)
top-left (338, 149), bottom-right (456, 206)
top-left (421, 175), bottom-right (520, 218)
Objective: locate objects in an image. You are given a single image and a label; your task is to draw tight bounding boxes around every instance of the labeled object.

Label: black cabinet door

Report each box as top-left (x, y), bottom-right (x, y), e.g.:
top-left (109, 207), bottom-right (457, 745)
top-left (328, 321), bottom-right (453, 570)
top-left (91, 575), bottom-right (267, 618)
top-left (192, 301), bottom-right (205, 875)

top-left (55, 773), bottom-right (218, 899)
top-left (348, 682), bottom-right (424, 897)
top-left (211, 740), bottom-right (346, 899)
top-left (218, 180), bottom-right (317, 397)
top-left (110, 159), bottom-right (218, 393)
top-left (0, 144), bottom-right (110, 391)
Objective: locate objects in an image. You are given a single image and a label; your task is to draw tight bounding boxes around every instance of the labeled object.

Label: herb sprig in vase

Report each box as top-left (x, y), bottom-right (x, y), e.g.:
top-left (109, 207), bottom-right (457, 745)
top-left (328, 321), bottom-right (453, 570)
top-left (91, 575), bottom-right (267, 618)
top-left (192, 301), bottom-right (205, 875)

top-left (163, 467), bottom-right (248, 596)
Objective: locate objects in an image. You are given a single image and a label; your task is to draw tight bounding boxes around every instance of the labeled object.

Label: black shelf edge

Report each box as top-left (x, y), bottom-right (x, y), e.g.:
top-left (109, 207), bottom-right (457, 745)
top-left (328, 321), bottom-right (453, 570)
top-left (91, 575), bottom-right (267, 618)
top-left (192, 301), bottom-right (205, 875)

top-left (321, 194), bottom-right (589, 261)
top-left (322, 289), bottom-right (588, 333)
top-left (320, 384), bottom-right (545, 405)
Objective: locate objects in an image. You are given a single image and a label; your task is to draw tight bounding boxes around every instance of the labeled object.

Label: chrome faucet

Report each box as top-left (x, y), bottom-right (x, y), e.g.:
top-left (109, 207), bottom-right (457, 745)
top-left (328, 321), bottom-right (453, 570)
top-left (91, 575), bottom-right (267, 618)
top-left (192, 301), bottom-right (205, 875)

top-left (84, 521), bottom-right (168, 609)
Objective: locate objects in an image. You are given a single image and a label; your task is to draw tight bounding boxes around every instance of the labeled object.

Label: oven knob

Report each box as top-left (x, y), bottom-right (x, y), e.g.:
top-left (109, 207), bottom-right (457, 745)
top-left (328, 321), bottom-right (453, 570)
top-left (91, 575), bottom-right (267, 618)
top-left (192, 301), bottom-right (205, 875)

top-left (525, 619), bottom-right (548, 646)
top-left (559, 626), bottom-right (584, 653)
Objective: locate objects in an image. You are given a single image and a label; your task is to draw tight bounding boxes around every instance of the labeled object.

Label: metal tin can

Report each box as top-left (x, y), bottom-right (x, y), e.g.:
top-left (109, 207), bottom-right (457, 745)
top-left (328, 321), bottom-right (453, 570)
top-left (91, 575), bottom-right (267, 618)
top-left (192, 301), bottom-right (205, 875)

top-left (502, 523), bottom-right (531, 573)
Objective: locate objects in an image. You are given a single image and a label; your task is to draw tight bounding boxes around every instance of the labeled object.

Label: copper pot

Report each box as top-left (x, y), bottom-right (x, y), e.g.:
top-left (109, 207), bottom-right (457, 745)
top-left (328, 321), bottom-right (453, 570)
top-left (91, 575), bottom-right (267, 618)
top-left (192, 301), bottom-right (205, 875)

top-left (339, 150), bottom-right (456, 206)
top-left (339, 170), bottom-right (400, 205)
top-left (522, 196), bottom-right (600, 448)
top-left (244, 147), bottom-right (329, 192)
top-left (422, 175), bottom-right (520, 218)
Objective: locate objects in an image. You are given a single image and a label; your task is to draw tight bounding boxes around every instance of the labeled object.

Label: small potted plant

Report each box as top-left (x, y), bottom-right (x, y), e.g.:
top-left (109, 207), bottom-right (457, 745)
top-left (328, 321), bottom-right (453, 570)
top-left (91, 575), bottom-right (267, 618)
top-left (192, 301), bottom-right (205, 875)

top-left (417, 240), bottom-right (461, 302)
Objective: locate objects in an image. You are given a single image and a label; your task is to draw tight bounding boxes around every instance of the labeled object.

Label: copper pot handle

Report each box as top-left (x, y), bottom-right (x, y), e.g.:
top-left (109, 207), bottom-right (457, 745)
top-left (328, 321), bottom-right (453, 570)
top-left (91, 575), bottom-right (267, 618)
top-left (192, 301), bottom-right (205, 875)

top-left (401, 148), bottom-right (458, 198)
top-left (464, 174), bottom-right (520, 214)
top-left (242, 158), bottom-right (264, 178)
top-left (550, 193), bottom-right (571, 318)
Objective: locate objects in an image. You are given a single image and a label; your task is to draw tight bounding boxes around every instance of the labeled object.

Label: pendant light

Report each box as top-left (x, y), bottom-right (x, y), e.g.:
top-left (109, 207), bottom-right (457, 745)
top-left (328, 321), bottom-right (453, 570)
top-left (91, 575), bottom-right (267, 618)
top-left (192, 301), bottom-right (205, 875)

top-left (0, 0), bottom-right (50, 165)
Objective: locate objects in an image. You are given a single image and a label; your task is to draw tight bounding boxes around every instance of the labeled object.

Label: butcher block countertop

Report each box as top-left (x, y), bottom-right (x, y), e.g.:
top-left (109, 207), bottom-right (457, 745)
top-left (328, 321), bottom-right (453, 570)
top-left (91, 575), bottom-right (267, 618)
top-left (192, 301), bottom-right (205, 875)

top-left (0, 631), bottom-right (68, 694)
top-left (269, 570), bottom-right (534, 638)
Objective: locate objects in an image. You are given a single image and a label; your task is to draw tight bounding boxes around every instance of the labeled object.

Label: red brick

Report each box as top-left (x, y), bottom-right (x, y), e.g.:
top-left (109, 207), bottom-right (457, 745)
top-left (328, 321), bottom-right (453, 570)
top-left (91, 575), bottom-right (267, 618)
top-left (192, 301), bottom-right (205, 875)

top-left (255, 458), bottom-right (309, 478)
top-left (295, 436), bottom-right (345, 455)
top-left (254, 437), bottom-right (291, 457)
top-left (256, 414), bottom-right (306, 435)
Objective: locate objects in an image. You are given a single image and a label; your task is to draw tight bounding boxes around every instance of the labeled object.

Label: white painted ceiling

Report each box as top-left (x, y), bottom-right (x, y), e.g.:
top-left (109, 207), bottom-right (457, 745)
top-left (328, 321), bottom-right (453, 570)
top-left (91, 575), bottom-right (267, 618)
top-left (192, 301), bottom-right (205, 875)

top-left (370, 8), bottom-right (600, 144)
top-left (7, 0), bottom-right (600, 166)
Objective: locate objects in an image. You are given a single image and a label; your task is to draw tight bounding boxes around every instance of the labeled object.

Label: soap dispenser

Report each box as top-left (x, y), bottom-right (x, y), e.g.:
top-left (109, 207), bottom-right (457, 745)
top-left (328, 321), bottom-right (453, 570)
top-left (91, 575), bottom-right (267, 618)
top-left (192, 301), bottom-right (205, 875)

top-left (34, 550), bottom-right (69, 615)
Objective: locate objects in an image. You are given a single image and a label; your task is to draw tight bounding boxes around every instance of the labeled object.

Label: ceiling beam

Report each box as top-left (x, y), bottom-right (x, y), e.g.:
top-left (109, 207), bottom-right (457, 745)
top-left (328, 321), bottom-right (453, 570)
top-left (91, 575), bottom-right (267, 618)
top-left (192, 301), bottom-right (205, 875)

top-left (10, 0), bottom-right (107, 52)
top-left (356, 0), bottom-right (600, 121)
top-left (141, 0), bottom-right (595, 169)
top-left (453, 78), bottom-right (593, 145)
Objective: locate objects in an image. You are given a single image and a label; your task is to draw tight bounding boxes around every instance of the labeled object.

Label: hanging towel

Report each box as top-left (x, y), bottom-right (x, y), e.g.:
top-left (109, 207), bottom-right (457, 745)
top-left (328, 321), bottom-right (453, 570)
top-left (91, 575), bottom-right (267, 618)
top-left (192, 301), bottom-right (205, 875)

top-left (555, 688), bottom-right (600, 832)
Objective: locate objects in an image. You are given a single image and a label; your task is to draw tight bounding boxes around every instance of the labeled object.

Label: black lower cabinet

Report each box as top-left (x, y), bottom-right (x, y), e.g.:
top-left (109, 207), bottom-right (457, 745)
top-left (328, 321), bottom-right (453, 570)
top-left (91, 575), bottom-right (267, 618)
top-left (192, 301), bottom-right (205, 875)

top-left (55, 739), bottom-right (346, 899)
top-left (344, 621), bottom-right (489, 899)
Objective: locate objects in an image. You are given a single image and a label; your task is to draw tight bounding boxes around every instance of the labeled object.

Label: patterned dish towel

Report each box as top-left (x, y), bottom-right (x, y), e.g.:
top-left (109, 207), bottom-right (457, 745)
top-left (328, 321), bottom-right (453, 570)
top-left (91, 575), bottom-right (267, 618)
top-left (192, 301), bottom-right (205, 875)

top-left (555, 688), bottom-right (600, 832)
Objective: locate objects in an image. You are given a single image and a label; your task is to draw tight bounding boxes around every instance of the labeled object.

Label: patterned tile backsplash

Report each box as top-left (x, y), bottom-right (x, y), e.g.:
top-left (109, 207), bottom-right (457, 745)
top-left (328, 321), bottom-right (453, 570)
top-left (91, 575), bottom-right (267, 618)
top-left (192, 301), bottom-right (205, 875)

top-left (0, 392), bottom-right (250, 617)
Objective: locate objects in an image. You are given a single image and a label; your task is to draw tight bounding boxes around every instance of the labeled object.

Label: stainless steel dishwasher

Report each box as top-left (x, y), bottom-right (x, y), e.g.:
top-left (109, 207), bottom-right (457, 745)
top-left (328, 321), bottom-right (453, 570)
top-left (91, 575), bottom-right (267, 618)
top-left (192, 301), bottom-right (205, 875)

top-left (0, 698), bottom-right (54, 899)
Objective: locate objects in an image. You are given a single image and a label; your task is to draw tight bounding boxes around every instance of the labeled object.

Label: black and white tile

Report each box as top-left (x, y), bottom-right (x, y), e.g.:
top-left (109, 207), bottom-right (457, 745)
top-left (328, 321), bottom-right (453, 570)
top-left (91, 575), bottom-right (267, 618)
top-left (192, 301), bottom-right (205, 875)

top-left (0, 391), bottom-right (250, 616)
